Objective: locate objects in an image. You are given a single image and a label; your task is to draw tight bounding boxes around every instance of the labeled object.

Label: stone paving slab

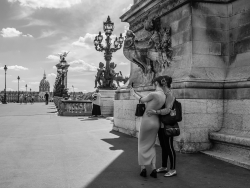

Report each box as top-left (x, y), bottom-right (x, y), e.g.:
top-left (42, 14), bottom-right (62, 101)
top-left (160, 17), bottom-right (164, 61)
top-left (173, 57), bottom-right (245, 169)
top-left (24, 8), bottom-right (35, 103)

top-left (0, 103), bottom-right (250, 188)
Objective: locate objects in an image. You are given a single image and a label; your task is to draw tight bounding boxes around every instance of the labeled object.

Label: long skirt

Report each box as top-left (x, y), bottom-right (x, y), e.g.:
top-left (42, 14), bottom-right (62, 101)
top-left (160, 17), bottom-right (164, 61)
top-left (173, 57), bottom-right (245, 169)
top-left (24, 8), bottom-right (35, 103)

top-left (92, 104), bottom-right (101, 115)
top-left (138, 116), bottom-right (160, 165)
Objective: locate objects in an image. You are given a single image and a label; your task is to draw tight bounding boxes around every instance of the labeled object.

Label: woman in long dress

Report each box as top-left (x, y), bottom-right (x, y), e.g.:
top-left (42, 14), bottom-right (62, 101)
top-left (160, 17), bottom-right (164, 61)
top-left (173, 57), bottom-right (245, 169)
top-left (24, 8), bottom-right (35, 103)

top-left (130, 76), bottom-right (167, 178)
top-left (147, 76), bottom-right (177, 177)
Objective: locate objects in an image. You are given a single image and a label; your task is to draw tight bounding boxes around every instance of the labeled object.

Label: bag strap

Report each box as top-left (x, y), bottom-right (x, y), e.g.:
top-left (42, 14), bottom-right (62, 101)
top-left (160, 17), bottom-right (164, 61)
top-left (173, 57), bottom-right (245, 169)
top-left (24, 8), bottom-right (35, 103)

top-left (164, 93), bottom-right (175, 110)
top-left (139, 97), bottom-right (142, 104)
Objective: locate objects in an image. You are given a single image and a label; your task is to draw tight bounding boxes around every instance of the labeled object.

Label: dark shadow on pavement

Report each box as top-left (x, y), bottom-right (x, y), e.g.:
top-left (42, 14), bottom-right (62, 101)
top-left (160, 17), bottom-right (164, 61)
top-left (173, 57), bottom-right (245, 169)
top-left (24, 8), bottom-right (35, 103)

top-left (81, 118), bottom-right (99, 121)
top-left (85, 131), bottom-right (250, 188)
top-left (47, 111), bottom-right (58, 113)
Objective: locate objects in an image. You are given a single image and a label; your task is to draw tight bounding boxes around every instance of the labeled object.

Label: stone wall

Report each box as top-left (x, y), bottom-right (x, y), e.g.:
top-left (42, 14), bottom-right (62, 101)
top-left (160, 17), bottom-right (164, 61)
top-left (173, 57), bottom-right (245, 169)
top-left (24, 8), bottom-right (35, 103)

top-left (222, 0), bottom-right (250, 136)
top-left (227, 0), bottom-right (250, 81)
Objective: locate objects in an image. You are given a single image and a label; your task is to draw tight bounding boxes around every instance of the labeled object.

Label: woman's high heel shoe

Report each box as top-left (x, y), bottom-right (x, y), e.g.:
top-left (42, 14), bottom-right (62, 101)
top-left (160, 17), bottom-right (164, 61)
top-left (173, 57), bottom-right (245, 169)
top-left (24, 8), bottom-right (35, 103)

top-left (140, 168), bottom-right (147, 177)
top-left (150, 169), bottom-right (157, 178)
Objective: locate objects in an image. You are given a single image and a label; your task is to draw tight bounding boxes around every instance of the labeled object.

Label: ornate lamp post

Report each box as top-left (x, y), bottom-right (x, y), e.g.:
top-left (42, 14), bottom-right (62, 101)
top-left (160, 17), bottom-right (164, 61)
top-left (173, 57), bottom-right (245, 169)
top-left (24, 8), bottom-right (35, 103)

top-left (93, 16), bottom-right (124, 89)
top-left (17, 76), bottom-right (20, 103)
top-left (25, 84), bottom-right (27, 94)
top-left (3, 65), bottom-right (7, 104)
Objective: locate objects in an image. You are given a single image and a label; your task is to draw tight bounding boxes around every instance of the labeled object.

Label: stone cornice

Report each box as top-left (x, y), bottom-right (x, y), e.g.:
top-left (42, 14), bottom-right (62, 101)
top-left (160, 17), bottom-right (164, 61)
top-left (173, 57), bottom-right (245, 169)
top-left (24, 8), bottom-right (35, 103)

top-left (120, 0), bottom-right (237, 32)
top-left (115, 80), bottom-right (250, 94)
top-left (120, 0), bottom-right (161, 23)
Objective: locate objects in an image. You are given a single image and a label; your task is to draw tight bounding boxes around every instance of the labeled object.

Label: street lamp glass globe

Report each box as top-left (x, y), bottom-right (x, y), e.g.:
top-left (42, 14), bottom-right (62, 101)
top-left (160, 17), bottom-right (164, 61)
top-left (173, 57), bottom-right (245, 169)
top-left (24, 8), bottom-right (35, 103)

top-left (114, 38), bottom-right (119, 46)
top-left (98, 32), bottom-right (103, 41)
top-left (103, 16), bottom-right (114, 35)
top-left (119, 34), bottom-right (124, 43)
top-left (94, 39), bottom-right (99, 45)
top-left (57, 68), bottom-right (62, 73)
top-left (4, 65), bottom-right (7, 71)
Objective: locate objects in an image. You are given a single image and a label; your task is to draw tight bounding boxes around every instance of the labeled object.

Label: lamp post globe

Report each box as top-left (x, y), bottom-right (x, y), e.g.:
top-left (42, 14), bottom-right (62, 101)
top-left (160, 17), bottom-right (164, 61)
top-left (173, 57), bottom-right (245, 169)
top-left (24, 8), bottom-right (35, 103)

top-left (3, 65), bottom-right (8, 104)
top-left (17, 76), bottom-right (20, 103)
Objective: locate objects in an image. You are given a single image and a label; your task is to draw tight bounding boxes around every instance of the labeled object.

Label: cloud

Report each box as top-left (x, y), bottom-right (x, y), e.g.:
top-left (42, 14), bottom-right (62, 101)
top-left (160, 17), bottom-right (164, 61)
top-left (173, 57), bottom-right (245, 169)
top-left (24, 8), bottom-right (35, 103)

top-left (29, 82), bottom-right (39, 85)
top-left (38, 30), bottom-right (59, 39)
top-left (12, 80), bottom-right (25, 83)
top-left (0, 28), bottom-right (33, 38)
top-left (23, 19), bottom-right (52, 27)
top-left (0, 65), bottom-right (28, 71)
top-left (6, 88), bottom-right (14, 91)
top-left (20, 87), bottom-right (26, 91)
top-left (1, 28), bottom-right (22, 37)
top-left (47, 55), bottom-right (59, 60)
top-left (122, 3), bottom-right (132, 12)
top-left (48, 73), bottom-right (56, 77)
top-left (72, 33), bottom-right (119, 49)
top-left (68, 60), bottom-right (97, 72)
top-left (120, 62), bottom-right (129, 65)
top-left (23, 34), bottom-right (33, 37)
top-left (72, 33), bottom-right (96, 49)
top-left (7, 0), bottom-right (82, 9)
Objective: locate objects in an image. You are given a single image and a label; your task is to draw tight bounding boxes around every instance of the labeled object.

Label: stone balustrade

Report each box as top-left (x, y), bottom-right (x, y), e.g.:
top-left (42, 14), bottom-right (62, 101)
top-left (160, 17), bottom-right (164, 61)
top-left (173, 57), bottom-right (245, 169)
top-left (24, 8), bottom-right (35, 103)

top-left (57, 100), bottom-right (92, 116)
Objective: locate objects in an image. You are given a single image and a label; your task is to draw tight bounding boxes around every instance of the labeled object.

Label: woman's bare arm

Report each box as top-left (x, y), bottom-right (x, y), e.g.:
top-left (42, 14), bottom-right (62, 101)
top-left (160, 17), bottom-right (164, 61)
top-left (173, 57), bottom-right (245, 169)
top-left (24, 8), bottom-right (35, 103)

top-left (131, 88), bottom-right (153, 103)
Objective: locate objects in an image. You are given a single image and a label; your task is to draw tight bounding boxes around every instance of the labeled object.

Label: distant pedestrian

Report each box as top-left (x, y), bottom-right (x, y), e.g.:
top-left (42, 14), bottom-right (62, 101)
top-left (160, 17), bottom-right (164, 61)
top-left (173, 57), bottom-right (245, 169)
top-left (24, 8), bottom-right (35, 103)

top-left (24, 95), bottom-right (27, 104)
top-left (44, 92), bottom-right (49, 105)
top-left (31, 95), bottom-right (34, 104)
top-left (19, 94), bottom-right (23, 104)
top-left (89, 89), bottom-right (102, 117)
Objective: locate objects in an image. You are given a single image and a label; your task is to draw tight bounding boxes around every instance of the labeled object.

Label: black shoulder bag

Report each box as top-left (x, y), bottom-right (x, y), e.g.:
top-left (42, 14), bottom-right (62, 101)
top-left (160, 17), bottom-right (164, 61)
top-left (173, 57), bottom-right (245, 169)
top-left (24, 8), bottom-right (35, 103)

top-left (135, 97), bottom-right (146, 117)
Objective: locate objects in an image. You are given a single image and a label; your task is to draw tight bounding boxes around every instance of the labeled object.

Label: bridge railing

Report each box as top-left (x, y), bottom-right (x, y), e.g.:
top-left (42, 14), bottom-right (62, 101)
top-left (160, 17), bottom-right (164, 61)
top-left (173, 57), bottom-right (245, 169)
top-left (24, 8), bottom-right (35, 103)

top-left (58, 100), bottom-right (92, 116)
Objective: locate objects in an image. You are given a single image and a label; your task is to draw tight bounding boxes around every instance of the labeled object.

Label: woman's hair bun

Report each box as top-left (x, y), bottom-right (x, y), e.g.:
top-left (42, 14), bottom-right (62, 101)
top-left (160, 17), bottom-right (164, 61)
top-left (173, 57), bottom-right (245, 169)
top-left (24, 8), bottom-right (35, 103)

top-left (152, 75), bottom-right (172, 87)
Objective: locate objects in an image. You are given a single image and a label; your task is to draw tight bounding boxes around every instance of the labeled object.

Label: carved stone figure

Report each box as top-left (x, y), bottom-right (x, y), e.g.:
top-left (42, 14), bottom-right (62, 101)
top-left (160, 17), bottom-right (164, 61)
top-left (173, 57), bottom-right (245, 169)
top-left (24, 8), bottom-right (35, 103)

top-left (59, 51), bottom-right (70, 61)
top-left (95, 62), bottom-right (105, 88)
top-left (109, 62), bottom-right (118, 77)
top-left (123, 16), bottom-right (173, 85)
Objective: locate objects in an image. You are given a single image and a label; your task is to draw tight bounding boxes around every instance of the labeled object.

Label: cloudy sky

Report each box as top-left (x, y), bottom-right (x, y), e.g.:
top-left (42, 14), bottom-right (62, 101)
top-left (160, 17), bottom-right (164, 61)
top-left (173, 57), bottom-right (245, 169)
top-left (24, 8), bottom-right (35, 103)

top-left (0, 0), bottom-right (132, 93)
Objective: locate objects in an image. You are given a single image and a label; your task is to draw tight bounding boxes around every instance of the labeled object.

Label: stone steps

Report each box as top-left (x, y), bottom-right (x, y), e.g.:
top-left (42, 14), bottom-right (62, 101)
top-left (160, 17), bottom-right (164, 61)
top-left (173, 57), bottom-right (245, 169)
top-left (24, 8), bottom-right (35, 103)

top-left (202, 131), bottom-right (250, 170)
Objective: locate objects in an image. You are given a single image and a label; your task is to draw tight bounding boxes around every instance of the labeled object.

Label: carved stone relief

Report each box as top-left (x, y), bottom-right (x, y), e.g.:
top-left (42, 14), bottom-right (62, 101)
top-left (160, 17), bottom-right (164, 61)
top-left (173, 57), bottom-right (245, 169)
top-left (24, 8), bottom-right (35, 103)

top-left (124, 16), bottom-right (173, 86)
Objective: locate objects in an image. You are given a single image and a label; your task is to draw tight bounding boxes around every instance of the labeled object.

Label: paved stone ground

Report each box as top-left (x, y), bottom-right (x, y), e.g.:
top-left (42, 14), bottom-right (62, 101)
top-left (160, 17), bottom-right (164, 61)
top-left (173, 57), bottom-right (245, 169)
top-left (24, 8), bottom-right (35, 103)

top-left (0, 103), bottom-right (249, 188)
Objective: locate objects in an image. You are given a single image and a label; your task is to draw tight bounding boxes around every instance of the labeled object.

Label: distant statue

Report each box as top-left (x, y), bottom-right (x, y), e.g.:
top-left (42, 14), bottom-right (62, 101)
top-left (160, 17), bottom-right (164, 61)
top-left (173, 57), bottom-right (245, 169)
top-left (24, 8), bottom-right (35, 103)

top-left (58, 51), bottom-right (70, 61)
top-left (109, 62), bottom-right (118, 77)
top-left (95, 62), bottom-right (105, 88)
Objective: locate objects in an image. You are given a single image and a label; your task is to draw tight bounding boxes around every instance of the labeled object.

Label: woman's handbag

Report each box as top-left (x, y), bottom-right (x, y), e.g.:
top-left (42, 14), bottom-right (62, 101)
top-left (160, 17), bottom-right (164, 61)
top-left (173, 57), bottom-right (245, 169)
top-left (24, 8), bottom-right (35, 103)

top-left (160, 100), bottom-right (182, 125)
top-left (164, 123), bottom-right (180, 137)
top-left (135, 98), bottom-right (145, 117)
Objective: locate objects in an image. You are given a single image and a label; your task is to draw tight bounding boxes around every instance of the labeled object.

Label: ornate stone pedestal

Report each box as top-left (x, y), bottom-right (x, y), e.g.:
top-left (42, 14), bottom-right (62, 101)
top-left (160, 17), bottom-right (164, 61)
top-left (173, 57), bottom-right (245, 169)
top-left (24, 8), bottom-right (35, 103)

top-left (99, 90), bottom-right (116, 117)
